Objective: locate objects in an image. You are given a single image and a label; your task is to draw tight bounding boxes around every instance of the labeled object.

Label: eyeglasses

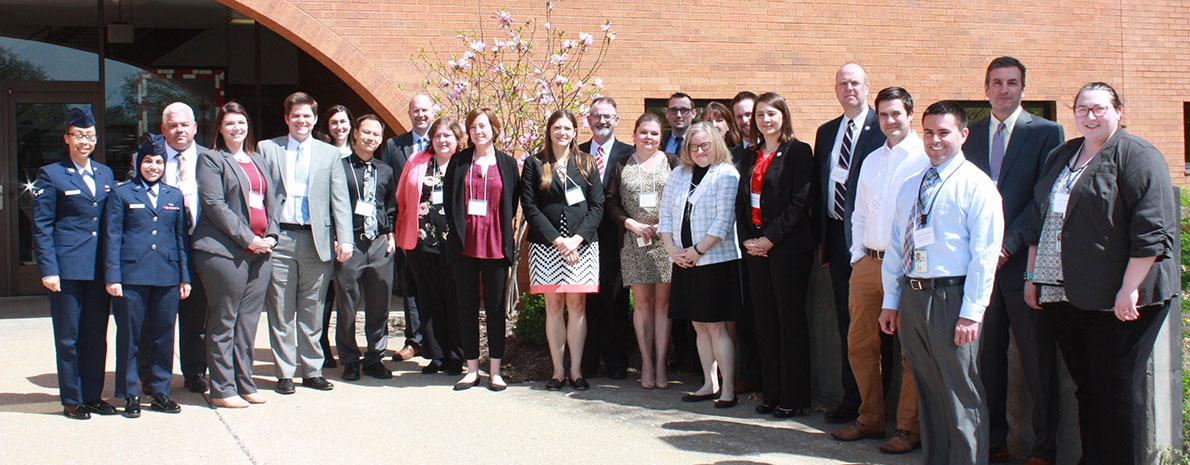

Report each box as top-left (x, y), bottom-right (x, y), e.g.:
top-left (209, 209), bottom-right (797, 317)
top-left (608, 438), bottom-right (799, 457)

top-left (666, 107), bottom-right (694, 115)
top-left (689, 142), bottom-right (714, 153)
top-left (589, 113), bottom-right (617, 120)
top-left (68, 133), bottom-right (97, 143)
top-left (1074, 106), bottom-right (1111, 117)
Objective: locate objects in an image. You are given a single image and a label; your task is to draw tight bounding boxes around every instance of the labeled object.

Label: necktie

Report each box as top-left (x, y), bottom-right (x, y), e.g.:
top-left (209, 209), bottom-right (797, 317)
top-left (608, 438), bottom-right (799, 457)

top-left (673, 135), bottom-right (683, 153)
top-left (81, 169), bottom-right (96, 196)
top-left (417, 138), bottom-right (428, 153)
top-left (295, 144), bottom-right (310, 224)
top-left (990, 121), bottom-right (1006, 181)
top-left (363, 162), bottom-right (377, 240)
top-left (148, 186), bottom-right (158, 209)
top-left (834, 120), bottom-right (855, 219)
top-left (902, 167), bottom-right (940, 274)
top-left (175, 153), bottom-right (187, 187)
top-left (595, 146), bottom-right (606, 179)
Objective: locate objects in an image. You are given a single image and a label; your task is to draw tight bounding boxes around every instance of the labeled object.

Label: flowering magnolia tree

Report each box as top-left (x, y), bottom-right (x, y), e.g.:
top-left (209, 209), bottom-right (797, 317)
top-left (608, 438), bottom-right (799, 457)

top-left (410, 1), bottom-right (616, 319)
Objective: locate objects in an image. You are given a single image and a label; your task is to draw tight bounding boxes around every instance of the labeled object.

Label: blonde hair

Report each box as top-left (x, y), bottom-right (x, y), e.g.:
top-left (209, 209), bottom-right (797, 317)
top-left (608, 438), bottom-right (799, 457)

top-left (678, 121), bottom-right (732, 167)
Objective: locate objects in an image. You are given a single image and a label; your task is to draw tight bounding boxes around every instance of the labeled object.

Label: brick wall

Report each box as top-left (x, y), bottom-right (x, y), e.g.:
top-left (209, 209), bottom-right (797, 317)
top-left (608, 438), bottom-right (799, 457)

top-left (225, 0), bottom-right (1190, 183)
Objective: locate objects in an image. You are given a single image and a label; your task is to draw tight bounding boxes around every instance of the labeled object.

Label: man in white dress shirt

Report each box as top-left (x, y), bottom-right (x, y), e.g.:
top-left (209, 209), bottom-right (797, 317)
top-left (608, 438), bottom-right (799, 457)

top-left (879, 100), bottom-right (1003, 465)
top-left (831, 87), bottom-right (928, 453)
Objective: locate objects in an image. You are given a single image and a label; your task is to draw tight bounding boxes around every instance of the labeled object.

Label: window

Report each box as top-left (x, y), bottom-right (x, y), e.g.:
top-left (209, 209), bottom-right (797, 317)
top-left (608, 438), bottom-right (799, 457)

top-left (643, 97), bottom-right (732, 133)
top-left (954, 100), bottom-right (1057, 124)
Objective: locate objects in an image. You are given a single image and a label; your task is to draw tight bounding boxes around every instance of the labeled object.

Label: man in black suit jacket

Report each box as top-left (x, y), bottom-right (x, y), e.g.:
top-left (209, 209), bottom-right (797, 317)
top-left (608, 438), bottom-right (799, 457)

top-left (812, 63), bottom-right (886, 425)
top-left (661, 92), bottom-right (695, 154)
top-left (380, 94), bottom-right (434, 361)
top-left (578, 96), bottom-right (634, 379)
top-left (964, 57), bottom-right (1065, 465)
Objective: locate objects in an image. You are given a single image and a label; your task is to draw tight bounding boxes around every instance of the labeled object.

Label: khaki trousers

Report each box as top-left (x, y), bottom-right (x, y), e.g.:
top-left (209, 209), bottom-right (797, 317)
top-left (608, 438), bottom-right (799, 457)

top-left (847, 254), bottom-right (918, 432)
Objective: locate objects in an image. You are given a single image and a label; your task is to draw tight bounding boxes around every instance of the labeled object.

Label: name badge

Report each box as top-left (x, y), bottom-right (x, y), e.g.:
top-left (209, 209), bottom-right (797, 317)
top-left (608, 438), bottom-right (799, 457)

top-left (750, 193), bottom-right (761, 208)
top-left (64, 190), bottom-right (81, 196)
top-left (164, 205), bottom-right (180, 210)
top-left (467, 199), bottom-right (488, 216)
top-left (636, 235), bottom-right (653, 247)
top-left (249, 192), bottom-right (264, 209)
top-left (913, 250), bottom-right (928, 273)
top-left (912, 226), bottom-right (935, 248)
top-left (1050, 193), bottom-right (1069, 213)
top-left (129, 203), bottom-right (145, 209)
top-left (431, 189), bottom-right (444, 205)
top-left (830, 165), bottom-right (850, 184)
top-left (565, 186), bottom-right (585, 206)
top-left (639, 192), bottom-right (658, 208)
top-left (354, 201), bottom-right (376, 217)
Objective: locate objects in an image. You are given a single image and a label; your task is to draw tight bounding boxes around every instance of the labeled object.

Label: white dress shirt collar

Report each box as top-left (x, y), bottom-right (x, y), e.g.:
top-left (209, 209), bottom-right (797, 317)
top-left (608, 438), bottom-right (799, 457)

top-left (590, 137), bottom-right (615, 157)
top-left (989, 105), bottom-right (1023, 143)
top-left (72, 159), bottom-right (93, 176)
top-left (287, 135), bottom-right (312, 153)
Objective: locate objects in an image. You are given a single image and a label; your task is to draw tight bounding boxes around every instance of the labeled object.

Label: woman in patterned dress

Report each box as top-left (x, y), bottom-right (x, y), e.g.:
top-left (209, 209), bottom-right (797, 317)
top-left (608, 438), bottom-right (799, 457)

top-left (395, 117), bottom-right (465, 376)
top-left (521, 110), bottom-right (605, 391)
top-left (604, 112), bottom-right (679, 389)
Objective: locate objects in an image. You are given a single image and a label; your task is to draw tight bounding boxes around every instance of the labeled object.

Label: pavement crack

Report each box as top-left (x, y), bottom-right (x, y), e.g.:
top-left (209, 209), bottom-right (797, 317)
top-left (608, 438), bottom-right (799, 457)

top-left (207, 398), bottom-right (262, 465)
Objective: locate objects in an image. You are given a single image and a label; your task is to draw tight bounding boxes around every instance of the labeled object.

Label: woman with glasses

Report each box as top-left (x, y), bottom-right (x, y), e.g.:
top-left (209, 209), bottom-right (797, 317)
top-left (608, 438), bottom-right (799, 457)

top-left (658, 122), bottom-right (742, 408)
top-left (1023, 82), bottom-right (1177, 465)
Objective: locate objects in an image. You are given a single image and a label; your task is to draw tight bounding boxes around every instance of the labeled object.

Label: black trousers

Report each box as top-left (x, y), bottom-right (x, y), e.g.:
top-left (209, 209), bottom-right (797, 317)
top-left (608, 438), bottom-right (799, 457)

top-left (408, 248), bottom-right (463, 363)
top-left (825, 218), bottom-right (860, 412)
top-left (452, 256), bottom-right (507, 360)
top-left (735, 261), bottom-right (762, 385)
top-left (582, 235), bottom-right (631, 376)
top-left (747, 248), bottom-right (813, 410)
top-left (334, 236), bottom-right (394, 365)
top-left (138, 260), bottom-right (206, 386)
top-left (1047, 299), bottom-right (1171, 465)
top-left (979, 257), bottom-right (1058, 461)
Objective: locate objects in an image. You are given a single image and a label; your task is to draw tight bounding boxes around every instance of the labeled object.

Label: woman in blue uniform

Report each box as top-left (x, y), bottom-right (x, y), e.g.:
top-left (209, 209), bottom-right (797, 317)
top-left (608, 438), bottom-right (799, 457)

top-left (32, 107), bottom-right (118, 420)
top-left (103, 134), bottom-right (191, 417)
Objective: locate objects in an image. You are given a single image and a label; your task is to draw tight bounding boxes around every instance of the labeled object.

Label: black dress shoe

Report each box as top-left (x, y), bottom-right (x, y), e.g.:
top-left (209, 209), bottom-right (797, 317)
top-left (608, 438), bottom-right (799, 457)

top-left (64, 404), bottom-right (91, 420)
top-left (302, 376), bottom-right (335, 391)
top-left (545, 378), bottom-right (565, 391)
top-left (421, 360), bottom-right (443, 374)
top-left (487, 379), bottom-right (507, 392)
top-left (83, 399), bottom-right (117, 416)
top-left (824, 408), bottom-right (859, 424)
top-left (342, 362), bottom-right (361, 381)
top-left (150, 394), bottom-right (181, 413)
top-left (571, 378), bottom-right (590, 391)
top-left (362, 362), bottom-right (393, 379)
top-left (754, 404), bottom-right (775, 414)
top-left (454, 377), bottom-right (478, 391)
top-left (444, 360), bottom-right (464, 376)
top-left (714, 398), bottom-right (738, 409)
top-left (275, 378), bottom-right (296, 394)
top-left (323, 357), bottom-right (338, 369)
top-left (183, 375), bottom-right (208, 394)
top-left (681, 392), bottom-right (718, 403)
top-left (123, 397), bottom-right (141, 418)
top-left (774, 407), bottom-right (802, 418)
top-left (608, 367), bottom-right (628, 380)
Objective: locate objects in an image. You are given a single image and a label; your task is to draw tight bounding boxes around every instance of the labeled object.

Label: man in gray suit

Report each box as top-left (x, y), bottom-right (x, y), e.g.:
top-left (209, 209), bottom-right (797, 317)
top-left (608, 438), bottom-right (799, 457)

top-left (380, 94), bottom-right (432, 361)
top-left (964, 56), bottom-right (1065, 465)
top-left (260, 92), bottom-right (354, 394)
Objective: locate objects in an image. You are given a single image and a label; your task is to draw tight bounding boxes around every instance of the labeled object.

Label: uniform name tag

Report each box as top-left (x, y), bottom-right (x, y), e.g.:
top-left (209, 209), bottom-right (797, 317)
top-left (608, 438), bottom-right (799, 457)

top-left (750, 193), bottom-right (761, 208)
top-left (1051, 193), bottom-right (1069, 213)
top-left (249, 192), bottom-right (264, 209)
top-left (354, 201), bottom-right (375, 217)
top-left (431, 189), bottom-right (444, 205)
top-left (639, 192), bottom-right (658, 208)
top-left (565, 186), bottom-right (585, 206)
top-left (467, 199), bottom-right (488, 216)
top-left (912, 226), bottom-right (935, 248)
top-left (830, 166), bottom-right (849, 184)
top-left (163, 205), bottom-right (180, 210)
top-left (913, 250), bottom-right (928, 273)
top-left (129, 203), bottom-right (145, 209)
top-left (64, 190), bottom-right (81, 196)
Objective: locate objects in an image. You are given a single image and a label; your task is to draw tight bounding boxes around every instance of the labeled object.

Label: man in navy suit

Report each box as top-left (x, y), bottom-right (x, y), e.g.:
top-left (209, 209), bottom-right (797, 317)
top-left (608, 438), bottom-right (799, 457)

top-left (578, 96), bottom-right (634, 379)
top-left (32, 107), bottom-right (117, 420)
top-left (964, 56), bottom-right (1065, 465)
top-left (103, 135), bottom-right (191, 417)
top-left (661, 92), bottom-right (695, 154)
top-left (813, 63), bottom-right (887, 425)
top-left (380, 94), bottom-right (433, 361)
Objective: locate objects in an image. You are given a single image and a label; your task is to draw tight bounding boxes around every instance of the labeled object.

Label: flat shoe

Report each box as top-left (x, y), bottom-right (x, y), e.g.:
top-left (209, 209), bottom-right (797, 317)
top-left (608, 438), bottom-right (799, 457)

top-left (210, 396), bottom-right (249, 408)
top-left (773, 407), bottom-right (801, 418)
top-left (487, 380), bottom-right (507, 392)
top-left (570, 378), bottom-right (589, 391)
top-left (454, 377), bottom-right (478, 391)
top-left (545, 378), bottom-right (565, 391)
top-left (239, 392), bottom-right (267, 404)
top-left (681, 393), bottom-right (717, 403)
top-left (714, 398), bottom-right (738, 408)
top-left (755, 404), bottom-right (775, 414)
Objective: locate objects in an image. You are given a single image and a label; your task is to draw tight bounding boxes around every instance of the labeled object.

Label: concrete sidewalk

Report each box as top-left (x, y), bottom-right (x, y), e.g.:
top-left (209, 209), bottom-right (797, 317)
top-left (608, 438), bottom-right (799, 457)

top-left (0, 296), bottom-right (919, 465)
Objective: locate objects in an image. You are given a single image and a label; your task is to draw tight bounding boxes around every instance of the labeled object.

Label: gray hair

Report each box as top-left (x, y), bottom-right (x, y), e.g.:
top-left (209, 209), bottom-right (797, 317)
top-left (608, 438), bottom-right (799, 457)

top-left (161, 102), bottom-right (195, 122)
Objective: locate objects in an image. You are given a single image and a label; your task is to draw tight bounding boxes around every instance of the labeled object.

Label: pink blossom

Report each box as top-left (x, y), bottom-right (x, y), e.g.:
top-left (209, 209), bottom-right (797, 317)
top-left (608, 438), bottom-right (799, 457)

top-left (555, 75), bottom-right (568, 85)
top-left (579, 32), bottom-right (594, 48)
top-left (492, 10), bottom-right (513, 28)
top-left (543, 22), bottom-right (551, 31)
top-left (463, 51), bottom-right (476, 60)
top-left (550, 53), bottom-right (569, 65)
top-left (469, 40), bottom-right (486, 52)
top-left (592, 77), bottom-right (604, 89)
top-left (601, 20), bottom-right (612, 32)
top-left (562, 40), bottom-right (575, 50)
top-left (607, 31), bottom-right (616, 41)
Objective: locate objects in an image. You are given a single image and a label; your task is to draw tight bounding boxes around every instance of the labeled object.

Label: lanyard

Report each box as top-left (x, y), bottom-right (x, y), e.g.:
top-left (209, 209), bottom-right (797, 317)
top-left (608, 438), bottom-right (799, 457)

top-left (468, 160), bottom-right (490, 205)
top-left (235, 157), bottom-right (264, 196)
top-left (1063, 142), bottom-right (1093, 190)
top-left (915, 160), bottom-right (965, 226)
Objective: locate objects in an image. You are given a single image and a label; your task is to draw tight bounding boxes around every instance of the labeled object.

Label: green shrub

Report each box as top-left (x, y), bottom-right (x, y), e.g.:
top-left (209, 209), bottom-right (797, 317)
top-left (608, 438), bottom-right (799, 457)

top-left (514, 293), bottom-right (547, 347)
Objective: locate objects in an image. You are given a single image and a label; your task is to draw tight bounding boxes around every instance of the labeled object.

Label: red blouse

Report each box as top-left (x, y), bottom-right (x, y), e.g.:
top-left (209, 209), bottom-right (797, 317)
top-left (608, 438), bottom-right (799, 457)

top-left (750, 148), bottom-right (777, 227)
top-left (238, 159), bottom-right (268, 240)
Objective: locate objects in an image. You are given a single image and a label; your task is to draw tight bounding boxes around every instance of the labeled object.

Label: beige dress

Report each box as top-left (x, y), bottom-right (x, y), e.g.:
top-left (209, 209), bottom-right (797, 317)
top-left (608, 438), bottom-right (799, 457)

top-left (618, 154), bottom-right (672, 286)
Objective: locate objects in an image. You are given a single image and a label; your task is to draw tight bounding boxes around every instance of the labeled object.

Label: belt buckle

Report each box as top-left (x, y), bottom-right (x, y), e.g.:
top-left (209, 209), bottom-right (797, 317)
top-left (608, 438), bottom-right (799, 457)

top-left (909, 279), bottom-right (924, 291)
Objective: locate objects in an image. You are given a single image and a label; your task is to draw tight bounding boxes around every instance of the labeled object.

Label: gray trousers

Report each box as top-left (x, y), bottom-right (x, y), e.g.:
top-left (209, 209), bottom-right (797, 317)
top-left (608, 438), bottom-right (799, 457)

top-left (267, 229), bottom-right (332, 379)
top-left (898, 281), bottom-right (988, 465)
top-left (196, 251), bottom-right (270, 400)
top-left (334, 235), bottom-right (393, 365)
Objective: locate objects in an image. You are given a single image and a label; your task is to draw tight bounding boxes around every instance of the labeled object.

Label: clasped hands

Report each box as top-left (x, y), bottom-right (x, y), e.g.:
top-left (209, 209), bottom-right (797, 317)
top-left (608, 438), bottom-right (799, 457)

top-left (552, 235), bottom-right (584, 265)
top-left (742, 236), bottom-right (774, 257)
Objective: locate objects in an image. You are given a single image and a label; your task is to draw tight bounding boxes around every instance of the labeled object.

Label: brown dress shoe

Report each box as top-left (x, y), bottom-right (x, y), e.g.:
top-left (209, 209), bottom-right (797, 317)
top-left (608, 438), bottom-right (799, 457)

top-left (878, 429), bottom-right (922, 454)
top-left (830, 421), bottom-right (886, 441)
top-left (394, 345), bottom-right (418, 361)
top-left (1023, 458), bottom-right (1053, 465)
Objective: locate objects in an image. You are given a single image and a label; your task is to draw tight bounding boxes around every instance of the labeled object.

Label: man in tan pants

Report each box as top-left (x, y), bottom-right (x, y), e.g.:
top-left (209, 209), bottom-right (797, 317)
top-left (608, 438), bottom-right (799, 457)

top-left (830, 86), bottom-right (927, 454)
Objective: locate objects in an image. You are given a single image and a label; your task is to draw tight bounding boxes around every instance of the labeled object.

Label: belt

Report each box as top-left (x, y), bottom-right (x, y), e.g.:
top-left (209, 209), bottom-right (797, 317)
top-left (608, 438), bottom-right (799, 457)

top-left (280, 223), bottom-right (311, 231)
top-left (866, 248), bottom-right (884, 260)
top-left (907, 276), bottom-right (965, 291)
top-left (357, 232), bottom-right (382, 242)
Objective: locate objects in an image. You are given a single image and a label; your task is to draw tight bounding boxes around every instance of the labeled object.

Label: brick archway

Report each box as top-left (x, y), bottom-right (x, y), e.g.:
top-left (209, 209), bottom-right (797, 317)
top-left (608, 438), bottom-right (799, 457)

top-left (218, 0), bottom-right (409, 133)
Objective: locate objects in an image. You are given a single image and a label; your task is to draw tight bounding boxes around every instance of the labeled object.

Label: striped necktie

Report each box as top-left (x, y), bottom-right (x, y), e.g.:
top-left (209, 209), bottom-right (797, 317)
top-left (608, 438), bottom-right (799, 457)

top-left (834, 119), bottom-right (855, 218)
top-left (902, 167), bottom-right (939, 274)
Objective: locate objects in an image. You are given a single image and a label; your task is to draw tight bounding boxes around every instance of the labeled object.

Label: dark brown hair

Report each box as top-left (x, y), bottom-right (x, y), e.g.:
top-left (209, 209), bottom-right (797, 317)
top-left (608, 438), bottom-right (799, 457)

top-left (750, 92), bottom-right (795, 145)
top-left (537, 110), bottom-right (593, 190)
top-left (701, 101), bottom-right (740, 147)
top-left (283, 91), bottom-right (318, 117)
top-left (426, 116), bottom-right (466, 156)
top-left (315, 104), bottom-right (353, 145)
top-left (464, 107), bottom-right (502, 148)
top-left (211, 101), bottom-right (256, 155)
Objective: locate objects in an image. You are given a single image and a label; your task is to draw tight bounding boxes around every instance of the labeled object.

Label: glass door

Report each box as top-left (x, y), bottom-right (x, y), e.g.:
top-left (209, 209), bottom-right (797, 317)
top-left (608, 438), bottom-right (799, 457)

top-left (1, 85), bottom-right (101, 296)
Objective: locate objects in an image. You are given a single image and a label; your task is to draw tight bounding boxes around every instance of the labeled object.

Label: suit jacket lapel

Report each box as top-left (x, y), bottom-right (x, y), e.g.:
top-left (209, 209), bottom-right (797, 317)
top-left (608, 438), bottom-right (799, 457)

top-left (67, 161), bottom-right (96, 200)
top-left (998, 111), bottom-right (1034, 188)
top-left (272, 136), bottom-right (290, 193)
top-left (224, 151), bottom-right (253, 209)
top-left (132, 183), bottom-right (159, 213)
top-left (1066, 132), bottom-right (1121, 214)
